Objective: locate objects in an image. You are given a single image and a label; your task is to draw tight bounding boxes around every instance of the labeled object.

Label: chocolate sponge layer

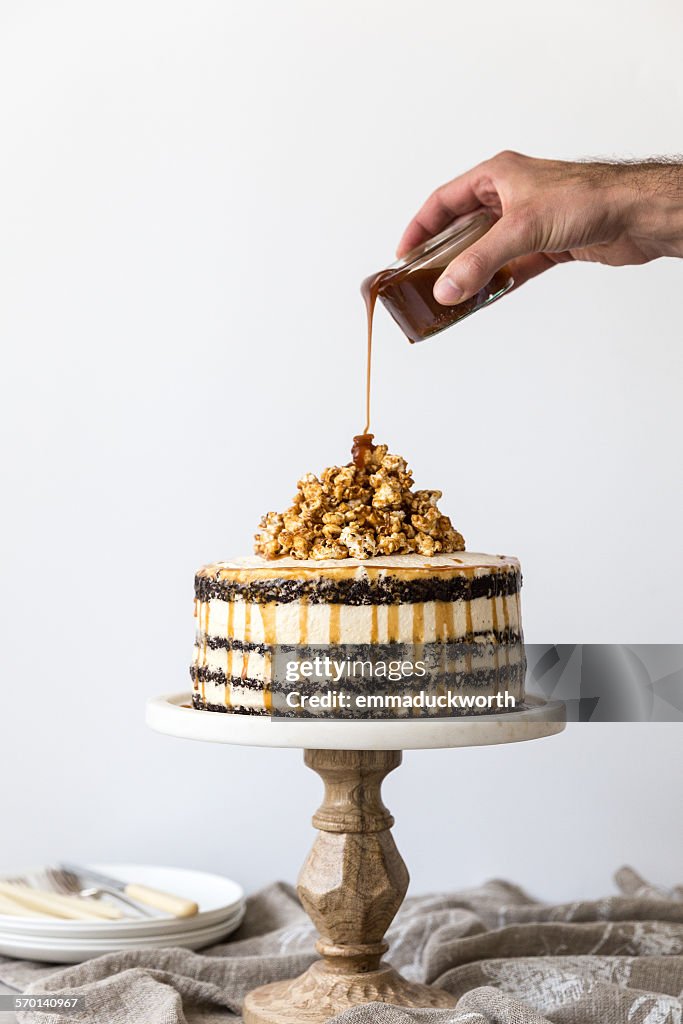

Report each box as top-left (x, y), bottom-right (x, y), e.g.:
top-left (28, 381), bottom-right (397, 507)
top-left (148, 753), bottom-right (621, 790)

top-left (195, 569), bottom-right (521, 606)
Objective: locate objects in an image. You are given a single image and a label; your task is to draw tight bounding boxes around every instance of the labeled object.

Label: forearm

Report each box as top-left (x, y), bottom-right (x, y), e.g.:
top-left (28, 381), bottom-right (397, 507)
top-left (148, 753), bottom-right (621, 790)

top-left (402, 153), bottom-right (683, 305)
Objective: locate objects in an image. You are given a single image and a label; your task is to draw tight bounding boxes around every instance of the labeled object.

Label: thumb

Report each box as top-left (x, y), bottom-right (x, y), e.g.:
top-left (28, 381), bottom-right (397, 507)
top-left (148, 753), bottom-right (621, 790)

top-left (433, 209), bottom-right (536, 305)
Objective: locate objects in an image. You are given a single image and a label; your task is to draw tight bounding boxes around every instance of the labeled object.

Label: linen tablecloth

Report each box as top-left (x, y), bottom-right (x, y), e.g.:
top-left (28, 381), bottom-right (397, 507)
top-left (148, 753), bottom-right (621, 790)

top-left (0, 867), bottom-right (681, 1024)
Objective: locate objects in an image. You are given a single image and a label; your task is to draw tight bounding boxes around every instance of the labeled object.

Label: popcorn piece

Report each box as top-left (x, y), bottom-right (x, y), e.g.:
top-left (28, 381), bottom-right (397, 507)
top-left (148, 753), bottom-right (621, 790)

top-left (340, 526), bottom-right (377, 560)
top-left (411, 489), bottom-right (442, 512)
top-left (411, 506), bottom-right (443, 536)
top-left (415, 532), bottom-right (437, 556)
top-left (310, 539), bottom-right (349, 560)
top-left (253, 439), bottom-right (465, 560)
top-left (370, 475), bottom-right (404, 509)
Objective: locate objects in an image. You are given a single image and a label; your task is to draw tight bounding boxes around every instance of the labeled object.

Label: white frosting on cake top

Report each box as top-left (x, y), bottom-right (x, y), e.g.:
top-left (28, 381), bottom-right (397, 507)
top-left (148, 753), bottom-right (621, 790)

top-left (209, 552), bottom-right (519, 572)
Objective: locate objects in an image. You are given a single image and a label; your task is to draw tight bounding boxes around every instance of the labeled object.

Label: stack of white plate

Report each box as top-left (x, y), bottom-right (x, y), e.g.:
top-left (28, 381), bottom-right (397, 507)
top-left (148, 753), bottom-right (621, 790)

top-left (0, 864), bottom-right (245, 963)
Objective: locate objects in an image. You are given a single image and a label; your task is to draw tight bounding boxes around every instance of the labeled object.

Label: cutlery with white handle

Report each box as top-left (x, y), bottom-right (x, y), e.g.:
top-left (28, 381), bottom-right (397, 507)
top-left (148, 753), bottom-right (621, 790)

top-left (59, 864), bottom-right (199, 918)
top-left (47, 867), bottom-right (157, 918)
top-left (0, 881), bottom-right (123, 920)
top-left (0, 893), bottom-right (46, 918)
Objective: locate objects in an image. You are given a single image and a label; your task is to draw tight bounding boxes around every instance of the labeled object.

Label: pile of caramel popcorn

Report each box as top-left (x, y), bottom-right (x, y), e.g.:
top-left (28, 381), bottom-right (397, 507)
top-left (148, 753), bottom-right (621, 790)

top-left (254, 441), bottom-right (465, 560)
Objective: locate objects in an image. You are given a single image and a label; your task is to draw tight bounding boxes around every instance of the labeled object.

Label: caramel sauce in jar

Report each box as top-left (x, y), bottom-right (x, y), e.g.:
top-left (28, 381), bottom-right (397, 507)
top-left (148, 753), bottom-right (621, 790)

top-left (362, 211), bottom-right (513, 346)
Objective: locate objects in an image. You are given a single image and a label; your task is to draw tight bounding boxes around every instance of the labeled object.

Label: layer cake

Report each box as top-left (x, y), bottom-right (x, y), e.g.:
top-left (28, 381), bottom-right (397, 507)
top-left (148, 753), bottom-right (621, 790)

top-left (191, 552), bottom-right (525, 715)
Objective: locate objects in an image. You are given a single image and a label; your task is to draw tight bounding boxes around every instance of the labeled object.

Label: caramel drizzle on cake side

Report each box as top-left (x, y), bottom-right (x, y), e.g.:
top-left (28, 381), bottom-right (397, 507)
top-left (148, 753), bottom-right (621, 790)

top-left (329, 605), bottom-right (341, 646)
top-left (299, 598), bottom-right (309, 645)
top-left (259, 603), bottom-right (277, 712)
top-left (490, 594), bottom-right (501, 674)
top-left (241, 604), bottom-right (251, 686)
top-left (225, 601), bottom-right (234, 708)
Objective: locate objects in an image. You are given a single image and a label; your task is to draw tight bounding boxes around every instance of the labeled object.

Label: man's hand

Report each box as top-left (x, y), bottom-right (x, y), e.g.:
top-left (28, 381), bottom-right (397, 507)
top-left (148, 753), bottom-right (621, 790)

top-left (397, 152), bottom-right (683, 306)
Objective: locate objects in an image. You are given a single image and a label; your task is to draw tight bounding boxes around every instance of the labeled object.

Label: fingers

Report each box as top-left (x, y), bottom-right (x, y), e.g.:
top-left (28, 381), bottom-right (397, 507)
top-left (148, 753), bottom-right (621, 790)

top-left (432, 209), bottom-right (537, 305)
top-left (396, 165), bottom-right (494, 257)
top-left (396, 191), bottom-right (457, 257)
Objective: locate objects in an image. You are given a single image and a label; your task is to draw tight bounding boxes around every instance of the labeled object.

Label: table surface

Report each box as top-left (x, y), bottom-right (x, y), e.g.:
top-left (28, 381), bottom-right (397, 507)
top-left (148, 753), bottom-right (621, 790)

top-left (146, 693), bottom-right (566, 749)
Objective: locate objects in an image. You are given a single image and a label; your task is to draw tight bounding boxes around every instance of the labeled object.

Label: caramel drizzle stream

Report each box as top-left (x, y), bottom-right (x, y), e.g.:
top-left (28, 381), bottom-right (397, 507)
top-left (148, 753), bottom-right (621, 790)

top-left (360, 274), bottom-right (381, 434)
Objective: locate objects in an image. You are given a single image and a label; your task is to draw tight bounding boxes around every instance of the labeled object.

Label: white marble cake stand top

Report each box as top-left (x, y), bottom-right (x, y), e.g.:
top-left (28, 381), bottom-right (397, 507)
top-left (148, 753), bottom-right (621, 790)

top-left (146, 693), bottom-right (565, 750)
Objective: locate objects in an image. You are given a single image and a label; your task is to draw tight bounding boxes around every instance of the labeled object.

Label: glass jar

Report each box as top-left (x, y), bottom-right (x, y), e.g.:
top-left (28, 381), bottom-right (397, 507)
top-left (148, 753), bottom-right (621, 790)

top-left (366, 212), bottom-right (513, 343)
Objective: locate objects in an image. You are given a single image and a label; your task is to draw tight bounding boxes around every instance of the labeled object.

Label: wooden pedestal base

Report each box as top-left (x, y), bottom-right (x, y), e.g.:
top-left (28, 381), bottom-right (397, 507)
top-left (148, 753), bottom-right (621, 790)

top-left (243, 749), bottom-right (456, 1024)
top-left (243, 960), bottom-right (456, 1022)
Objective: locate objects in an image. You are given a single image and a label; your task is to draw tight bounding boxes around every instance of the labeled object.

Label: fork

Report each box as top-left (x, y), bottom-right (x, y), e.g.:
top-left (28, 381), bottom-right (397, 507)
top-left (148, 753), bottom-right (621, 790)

top-left (45, 868), bottom-right (157, 918)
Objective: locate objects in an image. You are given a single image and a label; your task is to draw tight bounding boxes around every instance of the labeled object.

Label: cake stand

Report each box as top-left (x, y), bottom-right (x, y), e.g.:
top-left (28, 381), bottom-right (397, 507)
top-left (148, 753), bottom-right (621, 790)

top-left (146, 694), bottom-right (565, 1023)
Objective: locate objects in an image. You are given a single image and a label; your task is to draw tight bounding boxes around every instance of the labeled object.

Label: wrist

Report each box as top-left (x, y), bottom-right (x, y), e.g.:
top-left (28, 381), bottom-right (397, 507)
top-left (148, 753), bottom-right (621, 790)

top-left (624, 163), bottom-right (683, 259)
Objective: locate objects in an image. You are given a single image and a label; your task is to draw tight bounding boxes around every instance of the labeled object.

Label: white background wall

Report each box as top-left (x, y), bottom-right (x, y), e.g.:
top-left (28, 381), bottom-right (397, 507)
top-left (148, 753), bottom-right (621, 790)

top-left (1, 0), bottom-right (681, 902)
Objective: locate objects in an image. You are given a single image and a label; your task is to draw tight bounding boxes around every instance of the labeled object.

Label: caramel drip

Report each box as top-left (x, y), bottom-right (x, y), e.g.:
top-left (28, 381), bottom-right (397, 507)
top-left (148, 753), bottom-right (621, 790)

top-left (502, 592), bottom-right (510, 667)
top-left (299, 598), bottom-right (309, 645)
top-left (201, 602), bottom-right (210, 703)
top-left (226, 601), bottom-right (235, 677)
top-left (192, 600), bottom-right (200, 693)
top-left (433, 602), bottom-right (446, 684)
top-left (329, 604), bottom-right (341, 645)
top-left (387, 605), bottom-right (399, 644)
top-left (435, 602), bottom-right (443, 640)
top-left (412, 603), bottom-right (426, 718)
top-left (512, 590), bottom-right (522, 688)
top-left (411, 603), bottom-right (425, 643)
top-left (201, 603), bottom-right (210, 664)
top-left (464, 596), bottom-right (473, 637)
top-left (434, 601), bottom-right (454, 641)
top-left (260, 604), bottom-right (277, 713)
top-left (260, 603), bottom-right (277, 646)
top-left (444, 602), bottom-right (454, 640)
top-left (434, 601), bottom-right (455, 685)
top-left (370, 605), bottom-right (379, 644)
top-left (241, 604), bottom-right (251, 682)
top-left (464, 596), bottom-right (473, 673)
top-left (490, 595), bottom-right (501, 675)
